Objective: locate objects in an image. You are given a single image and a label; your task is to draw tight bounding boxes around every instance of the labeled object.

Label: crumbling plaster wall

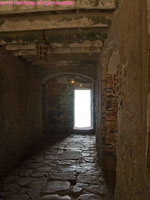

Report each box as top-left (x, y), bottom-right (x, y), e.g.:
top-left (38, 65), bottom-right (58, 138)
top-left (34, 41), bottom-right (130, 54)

top-left (0, 52), bottom-right (42, 177)
top-left (99, 0), bottom-right (149, 199)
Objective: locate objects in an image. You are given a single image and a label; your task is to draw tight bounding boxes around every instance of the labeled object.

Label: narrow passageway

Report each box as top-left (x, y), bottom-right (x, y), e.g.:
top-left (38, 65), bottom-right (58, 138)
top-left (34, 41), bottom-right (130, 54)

top-left (0, 0), bottom-right (149, 199)
top-left (0, 134), bottom-right (111, 200)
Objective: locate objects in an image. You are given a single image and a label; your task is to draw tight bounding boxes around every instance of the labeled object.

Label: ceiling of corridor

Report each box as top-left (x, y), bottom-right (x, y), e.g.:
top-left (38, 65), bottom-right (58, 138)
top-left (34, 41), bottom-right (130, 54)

top-left (0, 0), bottom-right (116, 68)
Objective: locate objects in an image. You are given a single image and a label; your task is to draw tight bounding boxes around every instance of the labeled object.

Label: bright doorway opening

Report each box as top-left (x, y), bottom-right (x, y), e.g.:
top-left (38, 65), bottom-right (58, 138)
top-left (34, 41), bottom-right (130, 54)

top-left (74, 89), bottom-right (93, 130)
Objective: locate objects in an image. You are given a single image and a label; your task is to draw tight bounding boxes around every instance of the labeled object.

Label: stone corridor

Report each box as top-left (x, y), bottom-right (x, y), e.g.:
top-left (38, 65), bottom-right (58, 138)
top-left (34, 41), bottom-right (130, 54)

top-left (0, 0), bottom-right (150, 199)
top-left (0, 134), bottom-right (111, 200)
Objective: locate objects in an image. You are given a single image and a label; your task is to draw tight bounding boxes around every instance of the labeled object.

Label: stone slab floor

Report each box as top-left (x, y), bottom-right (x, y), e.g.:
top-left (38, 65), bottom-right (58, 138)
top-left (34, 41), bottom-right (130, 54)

top-left (0, 134), bottom-right (112, 200)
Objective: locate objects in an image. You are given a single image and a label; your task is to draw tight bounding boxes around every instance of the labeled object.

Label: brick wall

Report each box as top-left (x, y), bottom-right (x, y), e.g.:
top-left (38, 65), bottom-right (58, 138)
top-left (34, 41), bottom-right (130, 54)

top-left (96, 47), bottom-right (119, 189)
top-left (104, 73), bottom-right (117, 154)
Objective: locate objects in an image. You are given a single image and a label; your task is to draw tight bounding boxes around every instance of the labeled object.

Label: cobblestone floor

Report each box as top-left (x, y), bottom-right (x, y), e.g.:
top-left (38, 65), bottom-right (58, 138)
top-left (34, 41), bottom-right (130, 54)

top-left (0, 134), bottom-right (111, 200)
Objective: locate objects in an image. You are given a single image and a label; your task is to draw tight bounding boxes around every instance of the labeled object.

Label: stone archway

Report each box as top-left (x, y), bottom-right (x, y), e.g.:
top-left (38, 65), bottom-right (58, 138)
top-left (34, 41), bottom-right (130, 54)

top-left (42, 72), bottom-right (96, 84)
top-left (42, 73), bottom-right (96, 136)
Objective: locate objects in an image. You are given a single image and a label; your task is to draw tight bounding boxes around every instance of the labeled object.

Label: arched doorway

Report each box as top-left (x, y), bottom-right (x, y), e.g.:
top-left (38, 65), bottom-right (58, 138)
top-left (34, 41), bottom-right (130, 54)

top-left (42, 73), bottom-right (96, 136)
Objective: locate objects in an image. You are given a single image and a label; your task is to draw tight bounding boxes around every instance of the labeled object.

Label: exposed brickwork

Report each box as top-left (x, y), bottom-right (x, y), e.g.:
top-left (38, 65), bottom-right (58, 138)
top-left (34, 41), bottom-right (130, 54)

top-left (104, 73), bottom-right (117, 153)
top-left (96, 46), bottom-right (119, 190)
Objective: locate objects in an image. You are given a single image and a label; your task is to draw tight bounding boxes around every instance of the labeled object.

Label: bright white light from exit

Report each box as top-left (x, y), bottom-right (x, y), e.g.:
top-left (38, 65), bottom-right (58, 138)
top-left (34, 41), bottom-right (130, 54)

top-left (74, 90), bottom-right (92, 129)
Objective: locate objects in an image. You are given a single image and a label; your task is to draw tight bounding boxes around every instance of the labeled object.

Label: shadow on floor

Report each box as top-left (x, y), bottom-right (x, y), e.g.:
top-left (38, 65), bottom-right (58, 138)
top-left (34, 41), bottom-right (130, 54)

top-left (0, 133), bottom-right (114, 200)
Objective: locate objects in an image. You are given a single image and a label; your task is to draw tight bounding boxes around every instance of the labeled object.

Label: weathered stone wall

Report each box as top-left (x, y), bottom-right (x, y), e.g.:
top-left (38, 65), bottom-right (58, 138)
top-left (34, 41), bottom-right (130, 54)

top-left (0, 52), bottom-right (42, 177)
top-left (98, 0), bottom-right (149, 199)
top-left (43, 74), bottom-right (94, 135)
